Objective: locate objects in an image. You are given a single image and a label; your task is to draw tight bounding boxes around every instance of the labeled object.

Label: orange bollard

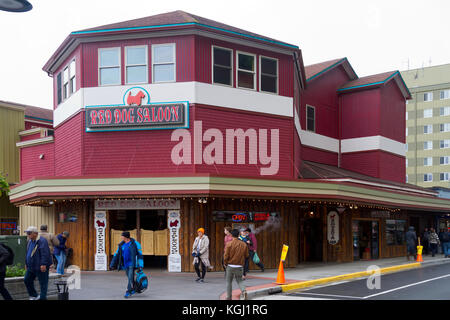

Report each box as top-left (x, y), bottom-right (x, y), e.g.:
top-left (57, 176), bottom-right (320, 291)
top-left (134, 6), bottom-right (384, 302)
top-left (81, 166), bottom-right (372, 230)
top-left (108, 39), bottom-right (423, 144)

top-left (275, 260), bottom-right (286, 285)
top-left (416, 245), bottom-right (423, 262)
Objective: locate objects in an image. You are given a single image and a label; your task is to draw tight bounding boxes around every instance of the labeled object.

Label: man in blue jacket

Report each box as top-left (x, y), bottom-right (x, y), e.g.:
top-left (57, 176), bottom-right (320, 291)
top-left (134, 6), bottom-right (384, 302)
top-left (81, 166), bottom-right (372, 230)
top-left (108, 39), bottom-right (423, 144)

top-left (110, 231), bottom-right (144, 298)
top-left (23, 226), bottom-right (52, 300)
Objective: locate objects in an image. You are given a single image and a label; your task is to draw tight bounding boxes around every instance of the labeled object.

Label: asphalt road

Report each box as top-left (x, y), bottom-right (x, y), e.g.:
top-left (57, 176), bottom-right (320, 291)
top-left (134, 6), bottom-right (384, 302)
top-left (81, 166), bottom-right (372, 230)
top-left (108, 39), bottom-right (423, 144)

top-left (273, 263), bottom-right (450, 300)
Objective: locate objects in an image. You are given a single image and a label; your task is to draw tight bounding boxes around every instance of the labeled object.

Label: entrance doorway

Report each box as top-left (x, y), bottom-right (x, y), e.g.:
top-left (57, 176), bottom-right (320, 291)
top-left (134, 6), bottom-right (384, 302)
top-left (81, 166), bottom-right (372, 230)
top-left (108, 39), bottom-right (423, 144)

top-left (109, 210), bottom-right (169, 268)
top-left (352, 220), bottom-right (379, 260)
top-left (302, 218), bottom-right (323, 262)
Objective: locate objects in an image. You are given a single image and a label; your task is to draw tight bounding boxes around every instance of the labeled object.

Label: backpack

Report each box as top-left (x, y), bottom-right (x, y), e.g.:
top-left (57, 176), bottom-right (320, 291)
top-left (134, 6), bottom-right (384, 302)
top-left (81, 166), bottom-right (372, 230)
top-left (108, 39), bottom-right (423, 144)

top-left (1, 244), bottom-right (14, 266)
top-left (134, 269), bottom-right (148, 293)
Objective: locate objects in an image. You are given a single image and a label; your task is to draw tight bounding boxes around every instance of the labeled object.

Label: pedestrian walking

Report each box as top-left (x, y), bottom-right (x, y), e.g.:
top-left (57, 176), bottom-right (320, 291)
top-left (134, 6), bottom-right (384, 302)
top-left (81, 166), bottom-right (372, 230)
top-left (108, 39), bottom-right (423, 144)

top-left (0, 242), bottom-right (13, 300)
top-left (406, 226), bottom-right (417, 261)
top-left (238, 229), bottom-right (250, 279)
top-left (439, 229), bottom-right (445, 254)
top-left (243, 228), bottom-right (264, 274)
top-left (441, 229), bottom-right (450, 258)
top-left (192, 228), bottom-right (212, 283)
top-left (23, 226), bottom-right (52, 300)
top-left (110, 231), bottom-right (144, 298)
top-left (222, 226), bottom-right (233, 272)
top-left (224, 229), bottom-right (249, 300)
top-left (428, 228), bottom-right (440, 257)
top-left (54, 231), bottom-right (69, 275)
top-left (38, 225), bottom-right (59, 270)
top-left (422, 228), bottom-right (430, 255)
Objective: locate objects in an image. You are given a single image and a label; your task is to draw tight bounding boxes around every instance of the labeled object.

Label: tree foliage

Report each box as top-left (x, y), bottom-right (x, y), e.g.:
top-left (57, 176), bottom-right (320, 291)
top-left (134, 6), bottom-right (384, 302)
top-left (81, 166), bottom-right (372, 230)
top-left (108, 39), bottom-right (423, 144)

top-left (0, 173), bottom-right (10, 196)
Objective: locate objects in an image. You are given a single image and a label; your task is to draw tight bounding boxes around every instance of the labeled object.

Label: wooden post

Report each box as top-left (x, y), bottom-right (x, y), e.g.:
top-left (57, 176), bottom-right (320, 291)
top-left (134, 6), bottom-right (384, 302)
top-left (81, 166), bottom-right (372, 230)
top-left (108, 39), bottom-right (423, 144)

top-left (322, 205), bottom-right (328, 262)
top-left (137, 210), bottom-right (141, 243)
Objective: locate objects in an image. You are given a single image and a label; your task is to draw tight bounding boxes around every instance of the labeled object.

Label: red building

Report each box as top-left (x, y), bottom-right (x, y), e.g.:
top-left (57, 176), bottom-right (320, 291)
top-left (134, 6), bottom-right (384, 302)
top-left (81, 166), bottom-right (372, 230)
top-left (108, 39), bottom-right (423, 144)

top-left (10, 11), bottom-right (450, 271)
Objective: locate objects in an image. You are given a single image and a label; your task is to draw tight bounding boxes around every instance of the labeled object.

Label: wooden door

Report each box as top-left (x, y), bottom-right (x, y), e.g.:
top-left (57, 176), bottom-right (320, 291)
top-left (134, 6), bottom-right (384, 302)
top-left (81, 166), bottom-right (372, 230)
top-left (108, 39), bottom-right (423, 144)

top-left (110, 229), bottom-right (137, 254)
top-left (140, 229), bottom-right (154, 255)
top-left (154, 229), bottom-right (169, 256)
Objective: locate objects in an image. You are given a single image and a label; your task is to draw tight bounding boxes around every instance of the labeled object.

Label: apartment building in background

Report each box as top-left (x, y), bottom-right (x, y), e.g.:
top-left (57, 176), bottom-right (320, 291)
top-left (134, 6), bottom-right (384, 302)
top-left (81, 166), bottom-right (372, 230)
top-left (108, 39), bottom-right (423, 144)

top-left (401, 63), bottom-right (450, 187)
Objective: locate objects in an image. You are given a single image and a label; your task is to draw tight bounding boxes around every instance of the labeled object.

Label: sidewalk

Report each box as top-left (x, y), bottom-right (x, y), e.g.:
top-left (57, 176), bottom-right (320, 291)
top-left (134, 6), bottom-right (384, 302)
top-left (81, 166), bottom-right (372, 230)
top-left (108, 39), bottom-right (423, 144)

top-left (65, 255), bottom-right (450, 300)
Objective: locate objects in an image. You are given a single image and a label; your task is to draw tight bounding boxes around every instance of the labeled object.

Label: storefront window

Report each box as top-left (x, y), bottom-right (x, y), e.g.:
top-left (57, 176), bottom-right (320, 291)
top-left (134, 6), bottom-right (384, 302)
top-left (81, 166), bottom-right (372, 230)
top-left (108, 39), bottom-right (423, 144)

top-left (386, 220), bottom-right (406, 245)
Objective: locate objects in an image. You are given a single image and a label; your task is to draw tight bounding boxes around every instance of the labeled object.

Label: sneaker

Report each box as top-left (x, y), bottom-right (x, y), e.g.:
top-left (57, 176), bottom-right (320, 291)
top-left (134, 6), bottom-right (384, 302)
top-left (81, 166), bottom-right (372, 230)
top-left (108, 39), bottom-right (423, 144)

top-left (195, 277), bottom-right (201, 282)
top-left (29, 295), bottom-right (39, 300)
top-left (124, 291), bottom-right (131, 299)
top-left (240, 290), bottom-right (248, 300)
top-left (261, 267), bottom-right (265, 272)
top-left (198, 279), bottom-right (204, 283)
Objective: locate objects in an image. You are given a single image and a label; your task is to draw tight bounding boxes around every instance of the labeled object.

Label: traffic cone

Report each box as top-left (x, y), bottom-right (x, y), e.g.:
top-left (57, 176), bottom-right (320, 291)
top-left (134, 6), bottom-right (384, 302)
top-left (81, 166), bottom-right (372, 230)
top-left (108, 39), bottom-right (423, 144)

top-left (275, 261), bottom-right (286, 285)
top-left (416, 245), bottom-right (423, 262)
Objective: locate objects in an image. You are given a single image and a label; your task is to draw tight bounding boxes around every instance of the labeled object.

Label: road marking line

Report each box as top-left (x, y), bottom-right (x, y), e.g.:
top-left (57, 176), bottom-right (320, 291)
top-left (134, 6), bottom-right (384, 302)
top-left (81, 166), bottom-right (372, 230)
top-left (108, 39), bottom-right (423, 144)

top-left (291, 292), bottom-right (362, 300)
top-left (362, 274), bottom-right (450, 299)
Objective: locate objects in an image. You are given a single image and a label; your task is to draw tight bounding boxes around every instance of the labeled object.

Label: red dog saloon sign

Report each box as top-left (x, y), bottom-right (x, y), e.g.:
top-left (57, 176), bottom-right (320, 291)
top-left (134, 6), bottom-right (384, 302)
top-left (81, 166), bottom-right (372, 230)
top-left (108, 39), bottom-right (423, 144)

top-left (86, 87), bottom-right (188, 132)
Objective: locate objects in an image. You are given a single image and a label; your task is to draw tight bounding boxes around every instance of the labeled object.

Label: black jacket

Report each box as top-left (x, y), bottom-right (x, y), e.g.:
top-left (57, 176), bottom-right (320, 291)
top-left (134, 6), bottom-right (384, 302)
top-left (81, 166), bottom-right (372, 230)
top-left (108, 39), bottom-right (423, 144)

top-left (0, 244), bottom-right (9, 274)
top-left (406, 227), bottom-right (417, 247)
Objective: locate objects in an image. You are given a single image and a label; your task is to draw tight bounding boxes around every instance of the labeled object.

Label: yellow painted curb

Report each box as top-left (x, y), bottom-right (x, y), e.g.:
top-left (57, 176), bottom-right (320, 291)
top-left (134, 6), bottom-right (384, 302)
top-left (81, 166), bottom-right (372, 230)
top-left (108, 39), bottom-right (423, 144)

top-left (281, 262), bottom-right (421, 292)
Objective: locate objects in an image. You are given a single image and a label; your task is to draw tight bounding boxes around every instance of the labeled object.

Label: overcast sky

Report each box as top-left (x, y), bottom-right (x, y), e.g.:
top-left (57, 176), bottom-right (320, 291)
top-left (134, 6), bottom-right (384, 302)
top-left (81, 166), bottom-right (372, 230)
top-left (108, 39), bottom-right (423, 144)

top-left (1, 0), bottom-right (449, 110)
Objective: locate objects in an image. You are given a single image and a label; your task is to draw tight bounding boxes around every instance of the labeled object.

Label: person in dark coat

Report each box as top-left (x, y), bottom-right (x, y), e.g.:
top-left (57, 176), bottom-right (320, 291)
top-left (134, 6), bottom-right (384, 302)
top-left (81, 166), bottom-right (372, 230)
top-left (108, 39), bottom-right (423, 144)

top-left (23, 226), bottom-right (52, 300)
top-left (54, 231), bottom-right (70, 275)
top-left (0, 243), bottom-right (13, 300)
top-left (422, 228), bottom-right (430, 255)
top-left (406, 226), bottom-right (417, 261)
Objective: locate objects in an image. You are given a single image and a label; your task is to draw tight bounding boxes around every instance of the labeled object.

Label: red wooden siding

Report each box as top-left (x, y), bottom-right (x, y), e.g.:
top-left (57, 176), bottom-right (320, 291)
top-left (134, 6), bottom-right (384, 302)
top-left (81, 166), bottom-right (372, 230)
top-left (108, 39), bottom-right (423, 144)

top-left (193, 105), bottom-right (294, 179)
top-left (380, 80), bottom-right (406, 143)
top-left (301, 145), bottom-right (338, 167)
top-left (54, 112), bottom-right (83, 176)
top-left (20, 143), bottom-right (55, 181)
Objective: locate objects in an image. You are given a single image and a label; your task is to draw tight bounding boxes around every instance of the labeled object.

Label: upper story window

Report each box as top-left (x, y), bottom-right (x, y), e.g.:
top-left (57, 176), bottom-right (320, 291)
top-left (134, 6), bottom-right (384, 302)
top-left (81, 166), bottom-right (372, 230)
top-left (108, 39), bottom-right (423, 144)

top-left (99, 48), bottom-right (121, 86)
top-left (424, 92), bottom-right (433, 102)
top-left (152, 44), bottom-right (176, 83)
top-left (212, 46), bottom-right (232, 86)
top-left (260, 56), bottom-right (278, 94)
top-left (440, 123), bottom-right (450, 132)
top-left (424, 141), bottom-right (433, 150)
top-left (423, 124), bottom-right (433, 134)
top-left (423, 108), bottom-right (433, 118)
top-left (440, 106), bottom-right (450, 116)
top-left (424, 173), bottom-right (433, 182)
top-left (57, 58), bottom-right (76, 104)
top-left (125, 46), bottom-right (148, 84)
top-left (306, 105), bottom-right (315, 132)
top-left (440, 140), bottom-right (450, 149)
top-left (237, 52), bottom-right (256, 90)
top-left (440, 90), bottom-right (450, 100)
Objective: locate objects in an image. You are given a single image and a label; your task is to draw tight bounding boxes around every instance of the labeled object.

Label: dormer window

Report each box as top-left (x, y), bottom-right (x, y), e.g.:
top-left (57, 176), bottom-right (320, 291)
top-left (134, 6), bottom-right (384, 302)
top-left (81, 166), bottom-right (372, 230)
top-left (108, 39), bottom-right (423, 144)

top-left (57, 58), bottom-right (76, 104)
top-left (213, 46), bottom-right (232, 86)
top-left (260, 56), bottom-right (278, 94)
top-left (99, 48), bottom-right (121, 86)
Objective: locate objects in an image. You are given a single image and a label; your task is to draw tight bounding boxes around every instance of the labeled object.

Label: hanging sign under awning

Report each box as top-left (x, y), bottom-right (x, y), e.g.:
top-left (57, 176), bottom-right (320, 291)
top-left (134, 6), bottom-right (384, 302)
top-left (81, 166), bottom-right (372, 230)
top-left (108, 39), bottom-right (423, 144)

top-left (327, 211), bottom-right (339, 245)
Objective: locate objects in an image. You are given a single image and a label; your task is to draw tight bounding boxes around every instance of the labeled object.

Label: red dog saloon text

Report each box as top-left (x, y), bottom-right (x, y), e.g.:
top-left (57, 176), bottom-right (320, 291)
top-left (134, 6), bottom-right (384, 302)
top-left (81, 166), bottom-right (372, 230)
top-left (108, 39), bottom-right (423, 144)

top-left (88, 104), bottom-right (184, 128)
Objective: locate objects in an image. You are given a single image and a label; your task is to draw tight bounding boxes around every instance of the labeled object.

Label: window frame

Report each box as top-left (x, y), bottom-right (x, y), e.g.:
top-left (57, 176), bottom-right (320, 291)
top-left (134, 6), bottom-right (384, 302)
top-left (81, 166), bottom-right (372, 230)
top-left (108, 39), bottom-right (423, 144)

top-left (440, 156), bottom-right (450, 165)
top-left (259, 55), bottom-right (279, 95)
top-left (440, 90), bottom-right (450, 100)
top-left (69, 59), bottom-right (76, 95)
top-left (440, 106), bottom-right (450, 116)
top-left (424, 173), bottom-right (433, 182)
top-left (151, 43), bottom-right (176, 84)
top-left (423, 157), bottom-right (432, 166)
top-left (423, 108), bottom-right (433, 118)
top-left (423, 124), bottom-right (433, 134)
top-left (236, 50), bottom-right (256, 91)
top-left (424, 141), bottom-right (433, 150)
top-left (211, 45), bottom-right (233, 87)
top-left (98, 47), bottom-right (122, 87)
top-left (440, 140), bottom-right (450, 149)
top-left (125, 45), bottom-right (148, 85)
top-left (424, 92), bottom-right (433, 102)
top-left (440, 123), bottom-right (450, 132)
top-left (306, 105), bottom-right (316, 132)
top-left (440, 172), bottom-right (450, 181)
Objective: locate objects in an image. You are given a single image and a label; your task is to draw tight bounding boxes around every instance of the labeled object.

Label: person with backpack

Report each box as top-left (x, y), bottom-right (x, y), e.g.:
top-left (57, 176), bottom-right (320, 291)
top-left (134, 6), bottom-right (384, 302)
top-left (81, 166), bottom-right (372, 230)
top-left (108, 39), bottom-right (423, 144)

top-left (23, 226), bottom-right (52, 300)
top-left (0, 242), bottom-right (13, 300)
top-left (242, 228), bottom-right (264, 276)
top-left (109, 231), bottom-right (144, 298)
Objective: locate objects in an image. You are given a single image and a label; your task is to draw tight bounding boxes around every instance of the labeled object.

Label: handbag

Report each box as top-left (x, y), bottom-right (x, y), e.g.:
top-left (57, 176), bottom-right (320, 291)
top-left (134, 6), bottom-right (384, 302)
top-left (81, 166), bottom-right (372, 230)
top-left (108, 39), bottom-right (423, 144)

top-left (252, 251), bottom-right (260, 264)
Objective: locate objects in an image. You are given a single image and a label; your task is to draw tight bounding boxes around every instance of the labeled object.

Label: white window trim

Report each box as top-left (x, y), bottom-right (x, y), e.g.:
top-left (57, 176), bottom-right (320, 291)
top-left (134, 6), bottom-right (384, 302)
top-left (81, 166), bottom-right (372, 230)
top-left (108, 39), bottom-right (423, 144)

top-left (60, 58), bottom-right (76, 103)
top-left (211, 45), bottom-right (233, 88)
top-left (306, 104), bottom-right (316, 132)
top-left (424, 92), bottom-right (433, 102)
top-left (440, 123), bottom-right (450, 132)
top-left (69, 59), bottom-right (76, 95)
top-left (424, 157), bottom-right (432, 166)
top-left (423, 109), bottom-right (433, 118)
top-left (424, 141), bottom-right (433, 150)
top-left (440, 156), bottom-right (450, 165)
top-left (440, 140), bottom-right (450, 149)
top-left (98, 47), bottom-right (121, 86)
top-left (440, 90), bottom-right (450, 100)
top-left (440, 106), bottom-right (450, 116)
top-left (125, 45), bottom-right (148, 85)
top-left (440, 172), bottom-right (450, 181)
top-left (259, 55), bottom-right (278, 95)
top-left (152, 43), bottom-right (176, 84)
top-left (236, 50), bottom-right (256, 91)
top-left (424, 173), bottom-right (433, 182)
top-left (423, 124), bottom-right (433, 134)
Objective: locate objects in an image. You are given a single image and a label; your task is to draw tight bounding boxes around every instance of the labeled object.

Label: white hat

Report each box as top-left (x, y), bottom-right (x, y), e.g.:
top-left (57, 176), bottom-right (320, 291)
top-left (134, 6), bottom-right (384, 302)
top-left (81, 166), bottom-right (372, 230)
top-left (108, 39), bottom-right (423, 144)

top-left (25, 226), bottom-right (38, 233)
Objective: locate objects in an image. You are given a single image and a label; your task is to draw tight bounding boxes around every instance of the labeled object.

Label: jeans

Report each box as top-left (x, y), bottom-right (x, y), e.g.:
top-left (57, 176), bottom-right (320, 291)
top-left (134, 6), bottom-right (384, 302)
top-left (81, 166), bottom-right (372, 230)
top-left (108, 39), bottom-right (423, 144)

top-left (0, 271), bottom-right (13, 300)
top-left (55, 251), bottom-right (66, 275)
top-left (126, 267), bottom-right (135, 293)
top-left (24, 269), bottom-right (49, 300)
top-left (443, 242), bottom-right (450, 257)
top-left (244, 251), bottom-right (264, 274)
top-left (226, 266), bottom-right (246, 300)
top-left (430, 243), bottom-right (438, 256)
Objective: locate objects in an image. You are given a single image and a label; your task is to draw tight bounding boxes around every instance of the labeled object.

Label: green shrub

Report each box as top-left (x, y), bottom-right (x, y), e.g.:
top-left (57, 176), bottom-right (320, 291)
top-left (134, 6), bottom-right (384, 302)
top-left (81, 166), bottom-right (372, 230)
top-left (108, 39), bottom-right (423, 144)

top-left (6, 264), bottom-right (26, 278)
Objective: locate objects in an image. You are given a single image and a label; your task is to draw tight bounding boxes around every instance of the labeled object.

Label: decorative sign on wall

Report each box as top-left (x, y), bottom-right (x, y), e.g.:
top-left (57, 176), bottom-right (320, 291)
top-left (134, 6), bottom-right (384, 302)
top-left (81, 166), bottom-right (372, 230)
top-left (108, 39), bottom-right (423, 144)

top-left (167, 210), bottom-right (181, 272)
top-left (85, 87), bottom-right (189, 132)
top-left (94, 211), bottom-right (107, 271)
top-left (95, 199), bottom-right (180, 210)
top-left (327, 211), bottom-right (339, 245)
top-left (212, 211), bottom-right (279, 223)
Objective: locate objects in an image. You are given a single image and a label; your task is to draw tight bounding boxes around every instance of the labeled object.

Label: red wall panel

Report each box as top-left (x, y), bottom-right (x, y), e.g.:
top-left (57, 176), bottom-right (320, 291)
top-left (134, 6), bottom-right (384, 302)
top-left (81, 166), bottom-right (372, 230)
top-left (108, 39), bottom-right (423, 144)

top-left (20, 143), bottom-right (55, 181)
top-left (54, 112), bottom-right (83, 176)
top-left (301, 146), bottom-right (338, 167)
top-left (380, 80), bottom-right (406, 143)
